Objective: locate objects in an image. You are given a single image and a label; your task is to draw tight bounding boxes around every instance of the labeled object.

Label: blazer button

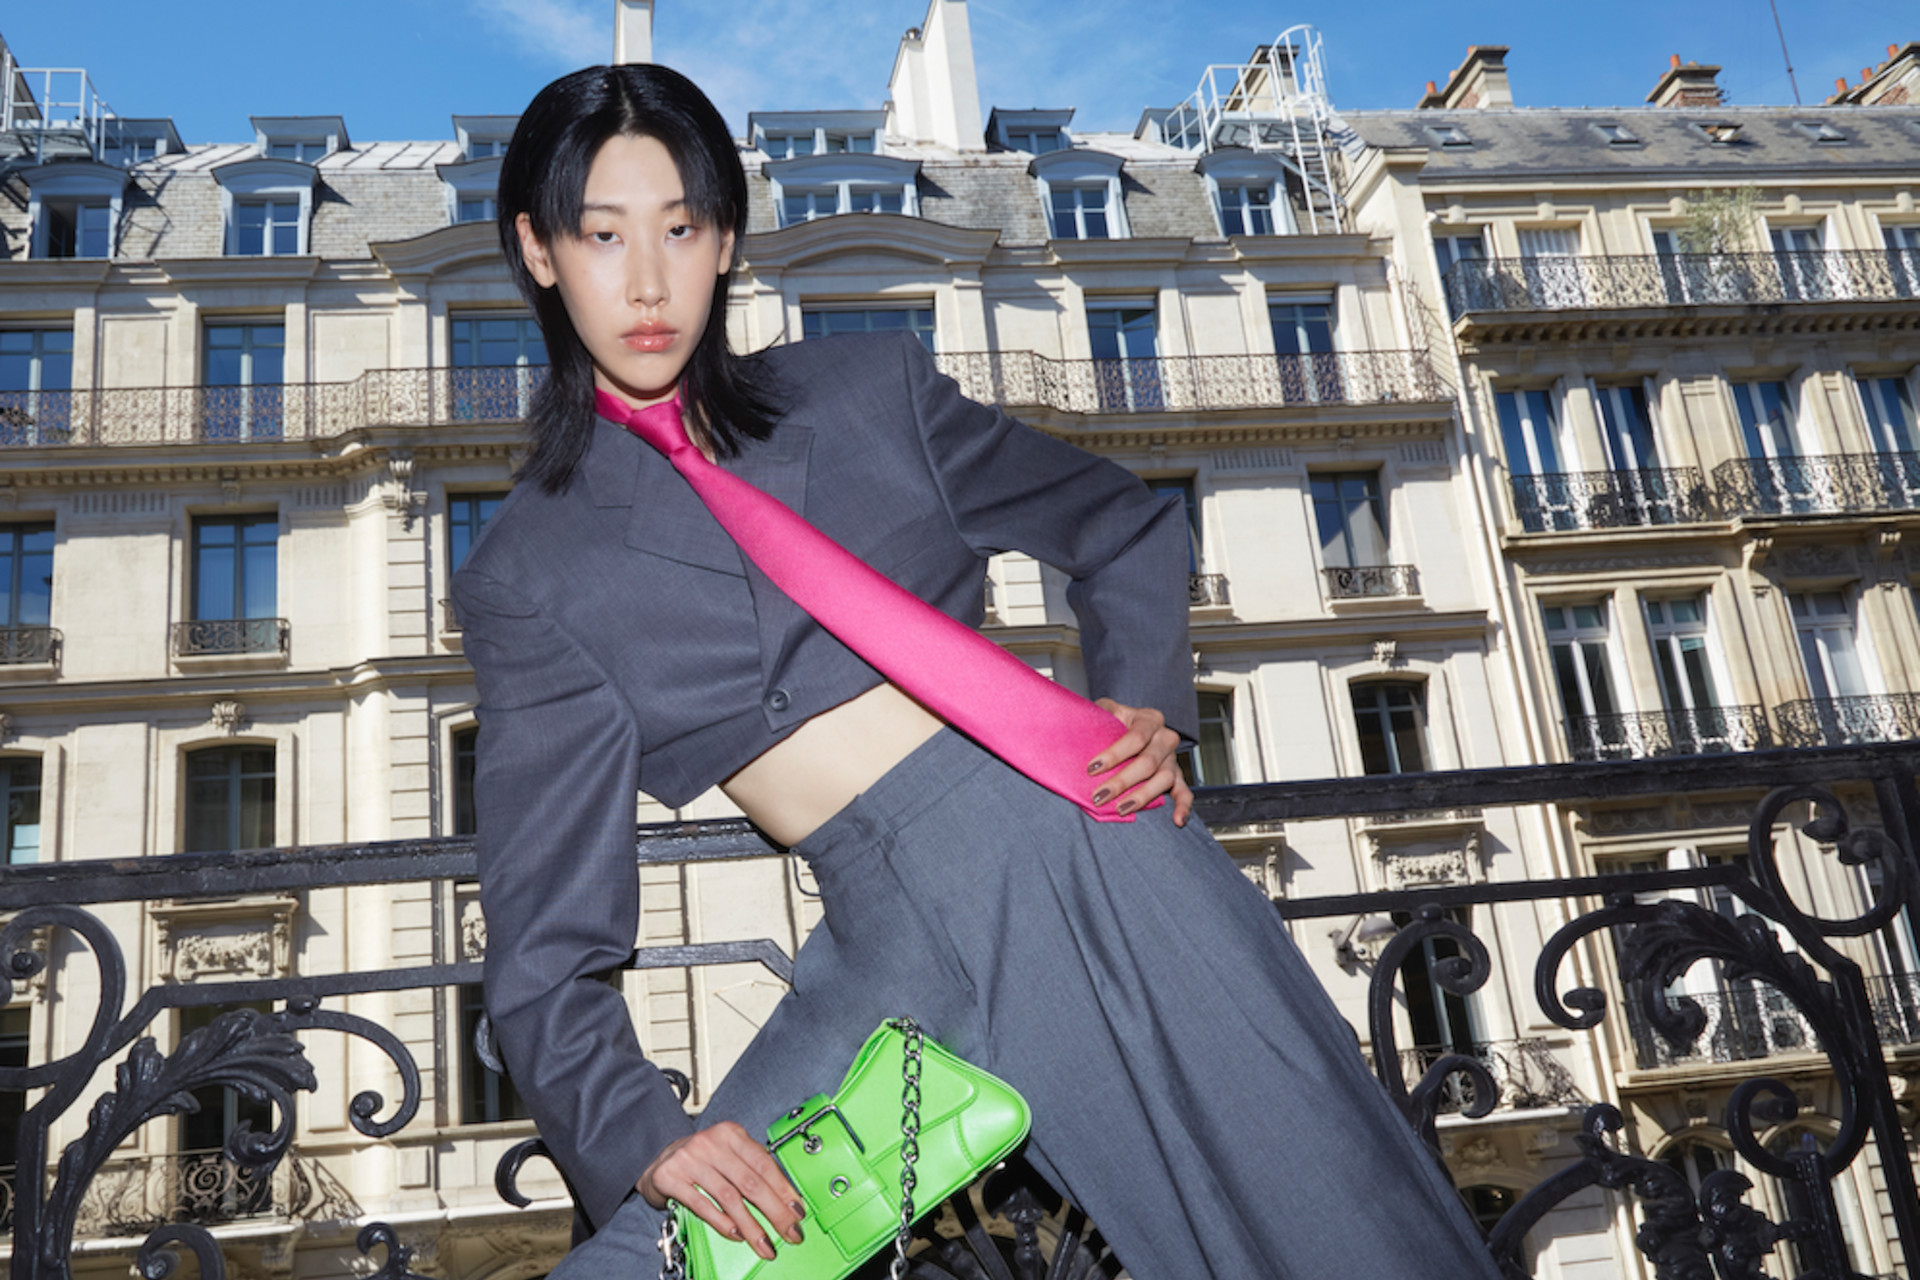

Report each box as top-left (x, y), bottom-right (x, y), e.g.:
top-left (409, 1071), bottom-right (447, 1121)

top-left (767, 688), bottom-right (791, 713)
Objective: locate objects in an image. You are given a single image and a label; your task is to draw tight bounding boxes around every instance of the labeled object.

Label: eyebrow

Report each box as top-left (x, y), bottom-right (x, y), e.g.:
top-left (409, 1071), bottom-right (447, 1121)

top-left (580, 197), bottom-right (689, 215)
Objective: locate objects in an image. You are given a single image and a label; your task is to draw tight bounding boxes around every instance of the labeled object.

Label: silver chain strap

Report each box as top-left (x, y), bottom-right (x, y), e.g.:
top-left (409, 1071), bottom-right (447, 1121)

top-left (890, 1017), bottom-right (924, 1280)
top-left (655, 1019), bottom-right (927, 1280)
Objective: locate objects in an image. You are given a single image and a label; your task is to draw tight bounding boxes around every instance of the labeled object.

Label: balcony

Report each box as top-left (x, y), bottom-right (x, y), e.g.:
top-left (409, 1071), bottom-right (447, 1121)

top-left (1622, 983), bottom-right (1819, 1070)
top-left (0, 624), bottom-right (61, 665)
top-left (1563, 707), bottom-right (1772, 761)
top-left (1713, 453), bottom-right (1920, 520)
top-left (1187, 572), bottom-right (1230, 608)
top-left (1444, 249), bottom-right (1920, 316)
top-left (1323, 564), bottom-right (1420, 599)
top-left (170, 618), bottom-right (290, 658)
top-left (1866, 972), bottom-right (1920, 1047)
top-left (1775, 694), bottom-right (1920, 748)
top-left (936, 349), bottom-right (1448, 416)
top-left (1510, 468), bottom-right (1714, 533)
top-left (74, 1148), bottom-right (356, 1238)
top-left (1398, 1039), bottom-right (1585, 1116)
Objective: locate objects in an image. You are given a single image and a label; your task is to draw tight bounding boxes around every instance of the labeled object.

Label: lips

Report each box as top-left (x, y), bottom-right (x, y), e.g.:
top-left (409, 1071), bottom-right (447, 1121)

top-left (621, 325), bottom-right (678, 353)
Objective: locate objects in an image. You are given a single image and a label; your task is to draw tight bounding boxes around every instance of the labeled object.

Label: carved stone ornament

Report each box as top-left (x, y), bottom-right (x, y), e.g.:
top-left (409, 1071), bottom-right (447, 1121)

top-left (1363, 810), bottom-right (1484, 890)
top-left (1524, 1126), bottom-right (1562, 1166)
top-left (211, 699), bottom-right (249, 735)
top-left (1235, 847), bottom-right (1285, 899)
top-left (1456, 1135), bottom-right (1501, 1169)
top-left (1372, 639), bottom-right (1402, 669)
top-left (384, 448), bottom-right (429, 529)
top-left (154, 897), bottom-right (299, 983)
top-left (460, 899), bottom-right (489, 961)
top-left (1383, 848), bottom-right (1472, 890)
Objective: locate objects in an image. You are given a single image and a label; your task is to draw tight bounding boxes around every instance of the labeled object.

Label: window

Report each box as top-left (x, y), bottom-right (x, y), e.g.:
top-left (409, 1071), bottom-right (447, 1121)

top-left (452, 726), bottom-right (480, 838)
top-left (1595, 384), bottom-right (1660, 472)
top-left (1517, 227), bottom-right (1586, 308)
top-left (800, 307), bottom-right (935, 352)
top-left (1393, 906), bottom-right (1484, 1063)
top-left (1544, 602), bottom-right (1625, 759)
top-left (1217, 183), bottom-right (1275, 236)
top-left (1595, 123), bottom-right (1640, 145)
top-left (266, 139), bottom-right (328, 162)
top-left (1006, 128), bottom-right (1065, 154)
top-left (1, 758), bottom-right (42, 864)
top-left (1433, 231), bottom-right (1487, 318)
top-left (1426, 124), bottom-right (1471, 147)
top-left (1858, 376), bottom-right (1919, 454)
top-left (108, 137), bottom-right (160, 164)
top-left (204, 323), bottom-right (284, 441)
top-left (1732, 380), bottom-right (1798, 459)
top-left (1179, 691), bottom-right (1237, 787)
top-left (451, 315), bottom-right (547, 421)
top-left (0, 524), bottom-right (54, 663)
top-left (1791, 591), bottom-right (1870, 703)
top-left (448, 494), bottom-right (505, 575)
top-left (456, 195), bottom-right (496, 224)
top-left (1352, 682), bottom-right (1428, 774)
top-left (184, 746), bottom-right (276, 852)
top-left (1086, 305), bottom-right (1160, 411)
top-left (43, 200), bottom-right (111, 259)
top-left (780, 184), bottom-right (905, 224)
top-left (191, 514), bottom-right (279, 655)
top-left (459, 982), bottom-right (531, 1123)
top-left (0, 330), bottom-right (74, 444)
top-left (1312, 473), bottom-right (1388, 569)
top-left (1770, 224), bottom-right (1829, 301)
top-left (178, 1001), bottom-right (277, 1219)
top-left (1645, 596), bottom-right (1744, 753)
top-left (1270, 302), bottom-right (1339, 402)
top-left (0, 1007), bottom-right (25, 1179)
top-left (1793, 120), bottom-right (1849, 144)
top-left (1885, 225), bottom-right (1920, 297)
top-left (1496, 388), bottom-right (1571, 532)
top-left (465, 138), bottom-right (506, 159)
top-left (1049, 185), bottom-right (1111, 240)
top-left (234, 199), bottom-right (302, 256)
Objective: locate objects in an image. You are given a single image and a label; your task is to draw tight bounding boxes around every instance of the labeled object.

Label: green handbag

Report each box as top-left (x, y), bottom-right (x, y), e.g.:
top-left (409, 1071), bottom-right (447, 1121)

top-left (658, 1019), bottom-right (1031, 1280)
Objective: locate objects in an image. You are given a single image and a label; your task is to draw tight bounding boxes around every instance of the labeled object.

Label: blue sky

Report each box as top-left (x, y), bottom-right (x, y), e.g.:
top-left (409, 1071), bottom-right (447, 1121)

top-left (3, 1), bottom-right (1912, 145)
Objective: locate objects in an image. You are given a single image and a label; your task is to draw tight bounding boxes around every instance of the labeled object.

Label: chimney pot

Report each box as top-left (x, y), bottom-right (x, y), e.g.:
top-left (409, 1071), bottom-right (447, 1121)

top-left (1425, 80), bottom-right (1437, 94)
top-left (1670, 53), bottom-right (1682, 69)
top-left (1864, 66), bottom-right (1875, 82)
top-left (1836, 77), bottom-right (1850, 93)
top-left (1892, 43), bottom-right (1901, 59)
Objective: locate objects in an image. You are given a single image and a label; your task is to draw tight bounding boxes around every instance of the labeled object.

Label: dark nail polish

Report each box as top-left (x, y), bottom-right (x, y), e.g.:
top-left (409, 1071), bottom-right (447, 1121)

top-left (1086, 761), bottom-right (1103, 775)
top-left (786, 1224), bottom-right (805, 1245)
top-left (1091, 789), bottom-right (1111, 806)
top-left (1118, 799), bottom-right (1136, 815)
top-left (790, 1201), bottom-right (807, 1220)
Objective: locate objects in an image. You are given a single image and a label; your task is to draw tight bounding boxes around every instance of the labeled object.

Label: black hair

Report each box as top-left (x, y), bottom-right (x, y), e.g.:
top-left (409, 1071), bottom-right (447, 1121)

top-left (497, 63), bottom-right (780, 493)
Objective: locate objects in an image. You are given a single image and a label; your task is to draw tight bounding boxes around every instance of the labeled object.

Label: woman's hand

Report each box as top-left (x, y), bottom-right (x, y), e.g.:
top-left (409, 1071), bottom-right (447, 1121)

top-left (638, 1124), bottom-right (804, 1261)
top-left (1087, 698), bottom-right (1194, 826)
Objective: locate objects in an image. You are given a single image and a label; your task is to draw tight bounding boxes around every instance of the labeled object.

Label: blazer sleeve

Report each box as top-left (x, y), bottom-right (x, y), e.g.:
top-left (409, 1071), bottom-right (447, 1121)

top-left (899, 335), bottom-right (1199, 741)
top-left (453, 566), bottom-right (695, 1232)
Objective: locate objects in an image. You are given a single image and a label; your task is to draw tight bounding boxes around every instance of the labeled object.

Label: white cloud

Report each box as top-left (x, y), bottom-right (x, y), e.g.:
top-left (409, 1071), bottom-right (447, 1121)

top-left (472, 0), bottom-right (607, 68)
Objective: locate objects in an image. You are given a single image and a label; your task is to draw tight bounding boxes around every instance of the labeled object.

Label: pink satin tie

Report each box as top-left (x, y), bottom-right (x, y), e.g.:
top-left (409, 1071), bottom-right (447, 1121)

top-left (598, 390), bottom-right (1153, 823)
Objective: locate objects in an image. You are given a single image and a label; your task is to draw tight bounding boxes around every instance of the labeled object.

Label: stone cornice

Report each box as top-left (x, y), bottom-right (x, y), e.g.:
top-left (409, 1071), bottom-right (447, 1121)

top-left (0, 654), bottom-right (477, 716)
top-left (1455, 298), bottom-right (1920, 349)
top-left (1023, 400), bottom-right (1454, 446)
top-left (368, 220), bottom-right (507, 278)
top-left (153, 255), bottom-right (324, 286)
top-left (740, 215), bottom-right (1000, 272)
top-left (1190, 609), bottom-right (1492, 653)
top-left (0, 431), bottom-right (518, 490)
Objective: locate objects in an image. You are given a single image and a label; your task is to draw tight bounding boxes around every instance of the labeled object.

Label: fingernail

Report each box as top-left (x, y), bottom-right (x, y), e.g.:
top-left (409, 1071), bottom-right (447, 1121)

top-left (1118, 799), bottom-right (1136, 815)
top-left (1086, 760), bottom-right (1103, 775)
top-left (786, 1224), bottom-right (805, 1245)
top-left (790, 1201), bottom-right (807, 1220)
top-left (726, 1225), bottom-right (744, 1240)
top-left (1091, 789), bottom-right (1111, 806)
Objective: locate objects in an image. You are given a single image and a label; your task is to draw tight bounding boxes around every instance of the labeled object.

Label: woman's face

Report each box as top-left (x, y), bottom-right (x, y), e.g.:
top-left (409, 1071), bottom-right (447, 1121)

top-left (517, 132), bottom-right (735, 408)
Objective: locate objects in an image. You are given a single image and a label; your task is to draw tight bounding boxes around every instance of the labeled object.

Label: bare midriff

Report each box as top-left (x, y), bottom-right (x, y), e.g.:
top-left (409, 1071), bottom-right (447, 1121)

top-left (720, 682), bottom-right (945, 848)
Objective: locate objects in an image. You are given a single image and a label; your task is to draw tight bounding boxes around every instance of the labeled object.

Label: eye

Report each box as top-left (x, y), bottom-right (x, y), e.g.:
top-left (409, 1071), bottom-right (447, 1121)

top-left (587, 230), bottom-right (619, 244)
top-left (667, 224), bottom-right (696, 240)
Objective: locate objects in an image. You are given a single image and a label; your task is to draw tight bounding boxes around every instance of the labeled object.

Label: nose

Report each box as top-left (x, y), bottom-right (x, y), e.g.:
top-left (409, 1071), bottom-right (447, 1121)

top-left (629, 241), bottom-right (667, 307)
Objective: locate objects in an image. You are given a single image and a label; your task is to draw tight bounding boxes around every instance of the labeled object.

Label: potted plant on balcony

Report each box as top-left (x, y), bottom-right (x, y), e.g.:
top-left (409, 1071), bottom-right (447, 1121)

top-left (1671, 186), bottom-right (1760, 304)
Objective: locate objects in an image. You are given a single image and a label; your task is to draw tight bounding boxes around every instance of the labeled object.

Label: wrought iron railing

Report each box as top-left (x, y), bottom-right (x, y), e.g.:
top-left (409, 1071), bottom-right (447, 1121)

top-left (1621, 983), bottom-right (1821, 1071)
top-left (1713, 452), bottom-right (1920, 519)
top-left (9, 744), bottom-right (1920, 1280)
top-left (1865, 972), bottom-right (1920, 1047)
top-left (1187, 572), bottom-right (1230, 607)
top-left (0, 624), bottom-right (60, 665)
top-left (169, 618), bottom-right (290, 658)
top-left (72, 1147), bottom-right (359, 1238)
top-left (0, 351), bottom-right (1445, 451)
top-left (1444, 248), bottom-right (1920, 316)
top-left (1563, 706), bottom-right (1773, 761)
top-left (937, 349), bottom-right (1448, 415)
top-left (1509, 467), bottom-right (1715, 533)
top-left (1775, 694), bottom-right (1920, 748)
top-left (1323, 564), bottom-right (1419, 599)
top-left (1398, 1039), bottom-right (1586, 1116)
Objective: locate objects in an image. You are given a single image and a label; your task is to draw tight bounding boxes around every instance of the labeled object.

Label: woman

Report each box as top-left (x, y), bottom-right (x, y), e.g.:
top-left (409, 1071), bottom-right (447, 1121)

top-left (455, 62), bottom-right (1502, 1280)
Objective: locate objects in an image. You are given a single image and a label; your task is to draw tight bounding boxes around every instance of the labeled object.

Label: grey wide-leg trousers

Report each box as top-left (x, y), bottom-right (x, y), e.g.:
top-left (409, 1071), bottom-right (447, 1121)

top-left (551, 728), bottom-right (1503, 1280)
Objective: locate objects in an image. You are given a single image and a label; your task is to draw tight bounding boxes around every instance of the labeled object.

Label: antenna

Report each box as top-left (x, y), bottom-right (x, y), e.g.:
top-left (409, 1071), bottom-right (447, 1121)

top-left (1768, 0), bottom-right (1803, 106)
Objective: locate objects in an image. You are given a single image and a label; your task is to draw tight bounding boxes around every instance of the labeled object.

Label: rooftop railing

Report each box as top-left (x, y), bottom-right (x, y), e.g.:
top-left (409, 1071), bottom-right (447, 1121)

top-left (1445, 249), bottom-right (1920, 316)
top-left (9, 744), bottom-right (1920, 1280)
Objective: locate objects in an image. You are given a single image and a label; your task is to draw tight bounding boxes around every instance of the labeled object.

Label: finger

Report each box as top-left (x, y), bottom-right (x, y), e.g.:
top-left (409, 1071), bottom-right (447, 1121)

top-left (700, 1170), bottom-right (779, 1261)
top-left (719, 1129), bottom-right (805, 1245)
top-left (657, 1156), bottom-right (768, 1255)
top-left (1172, 776), bottom-right (1194, 826)
top-left (1112, 764), bottom-right (1180, 816)
top-left (1087, 721), bottom-right (1147, 781)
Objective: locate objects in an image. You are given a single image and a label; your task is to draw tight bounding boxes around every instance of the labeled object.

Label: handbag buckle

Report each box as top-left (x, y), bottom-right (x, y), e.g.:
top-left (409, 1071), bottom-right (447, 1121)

top-left (768, 1101), bottom-right (866, 1159)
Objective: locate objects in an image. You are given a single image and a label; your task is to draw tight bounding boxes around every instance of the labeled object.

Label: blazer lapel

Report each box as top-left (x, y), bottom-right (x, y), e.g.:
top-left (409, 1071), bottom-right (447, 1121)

top-left (590, 418), bottom-right (746, 577)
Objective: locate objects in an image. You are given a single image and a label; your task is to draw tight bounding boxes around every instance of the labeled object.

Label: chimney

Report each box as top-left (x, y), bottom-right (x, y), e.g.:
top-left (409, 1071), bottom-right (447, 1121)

top-left (886, 0), bottom-right (984, 150)
top-left (1826, 40), bottom-right (1919, 104)
top-left (1647, 55), bottom-right (1724, 107)
top-left (1417, 45), bottom-right (1513, 109)
top-left (613, 0), bottom-right (653, 65)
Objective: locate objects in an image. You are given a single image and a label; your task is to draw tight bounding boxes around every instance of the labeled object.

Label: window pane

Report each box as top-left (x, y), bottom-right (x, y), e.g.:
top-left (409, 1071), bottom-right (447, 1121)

top-left (3, 757), bottom-right (42, 864)
top-left (1189, 692), bottom-right (1236, 786)
top-left (236, 202), bottom-right (266, 256)
top-left (453, 728), bottom-right (480, 837)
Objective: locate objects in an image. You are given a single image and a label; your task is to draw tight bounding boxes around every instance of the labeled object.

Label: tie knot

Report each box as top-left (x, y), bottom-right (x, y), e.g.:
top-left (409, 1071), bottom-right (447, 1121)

top-left (598, 389), bottom-right (695, 459)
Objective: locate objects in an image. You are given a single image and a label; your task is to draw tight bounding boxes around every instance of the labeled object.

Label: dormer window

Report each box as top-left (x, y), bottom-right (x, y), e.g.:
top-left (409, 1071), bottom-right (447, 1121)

top-left (988, 107), bottom-right (1075, 155)
top-left (763, 130), bottom-right (876, 158)
top-left (1426, 124), bottom-right (1472, 148)
top-left (1196, 148), bottom-right (1296, 238)
top-left (21, 161), bottom-right (129, 260)
top-left (1695, 121), bottom-right (1743, 144)
top-left (438, 151), bottom-right (504, 226)
top-left (453, 115), bottom-right (519, 162)
top-left (213, 156), bottom-right (319, 257)
top-left (103, 118), bottom-right (181, 167)
top-left (251, 115), bottom-right (349, 164)
top-left (1793, 120), bottom-right (1848, 144)
top-left (1595, 122), bottom-right (1640, 145)
top-left (751, 111), bottom-right (885, 162)
top-left (766, 154), bottom-right (920, 229)
top-left (1030, 148), bottom-right (1128, 242)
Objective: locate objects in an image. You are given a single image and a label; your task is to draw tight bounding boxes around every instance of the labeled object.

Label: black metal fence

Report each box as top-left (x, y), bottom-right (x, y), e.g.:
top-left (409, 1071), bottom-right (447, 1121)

top-left (7, 744), bottom-right (1920, 1280)
top-left (1563, 707), bottom-right (1773, 761)
top-left (1776, 695), bottom-right (1920, 748)
top-left (1323, 564), bottom-right (1421, 598)
top-left (1509, 468), bottom-right (1715, 532)
top-left (1714, 453), bottom-right (1920, 519)
top-left (1445, 249), bottom-right (1920, 316)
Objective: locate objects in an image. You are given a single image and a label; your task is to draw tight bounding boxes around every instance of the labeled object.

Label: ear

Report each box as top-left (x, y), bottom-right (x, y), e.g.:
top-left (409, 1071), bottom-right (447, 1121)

top-left (717, 227), bottom-right (736, 278)
top-left (517, 213), bottom-right (559, 289)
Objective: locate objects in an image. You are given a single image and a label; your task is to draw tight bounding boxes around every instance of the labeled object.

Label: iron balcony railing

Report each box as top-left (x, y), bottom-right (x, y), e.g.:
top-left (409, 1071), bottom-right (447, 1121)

top-left (169, 618), bottom-right (290, 659)
top-left (1187, 572), bottom-right (1230, 607)
top-left (12, 744), bottom-right (1920, 1280)
top-left (1444, 248), bottom-right (1920, 316)
top-left (0, 624), bottom-right (60, 665)
top-left (1563, 706), bottom-right (1772, 761)
top-left (1622, 983), bottom-right (1821, 1071)
top-left (1865, 972), bottom-right (1920, 1047)
top-left (1713, 452), bottom-right (1920, 519)
top-left (1509, 467), bottom-right (1715, 533)
top-left (1323, 564), bottom-right (1419, 599)
top-left (0, 351), bottom-right (1447, 450)
top-left (1775, 694), bottom-right (1920, 748)
top-left (938, 349), bottom-right (1448, 416)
